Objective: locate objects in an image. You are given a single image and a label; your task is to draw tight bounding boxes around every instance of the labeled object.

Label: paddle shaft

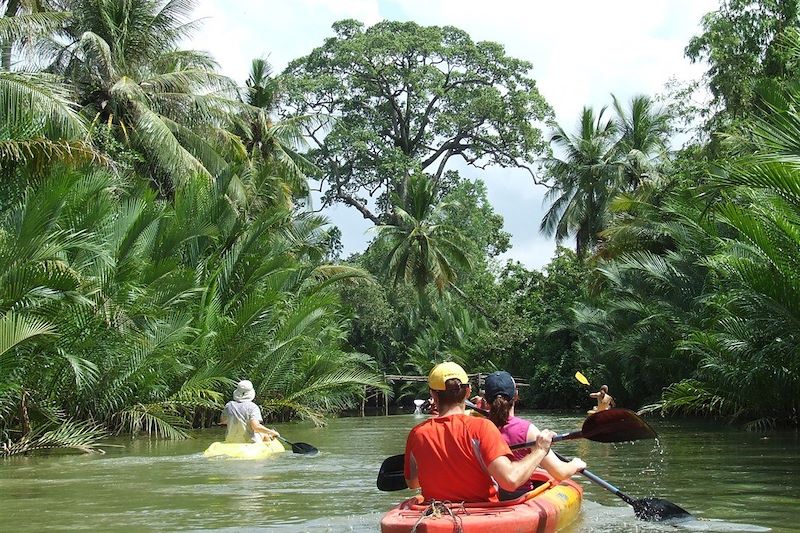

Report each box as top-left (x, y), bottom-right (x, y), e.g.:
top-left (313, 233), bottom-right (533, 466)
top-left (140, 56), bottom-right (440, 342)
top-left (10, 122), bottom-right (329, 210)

top-left (469, 400), bottom-right (584, 448)
top-left (551, 450), bottom-right (636, 505)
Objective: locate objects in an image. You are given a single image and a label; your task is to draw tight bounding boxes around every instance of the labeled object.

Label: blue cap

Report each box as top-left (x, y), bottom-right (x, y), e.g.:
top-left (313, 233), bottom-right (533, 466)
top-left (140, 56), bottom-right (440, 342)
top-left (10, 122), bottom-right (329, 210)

top-left (484, 371), bottom-right (516, 400)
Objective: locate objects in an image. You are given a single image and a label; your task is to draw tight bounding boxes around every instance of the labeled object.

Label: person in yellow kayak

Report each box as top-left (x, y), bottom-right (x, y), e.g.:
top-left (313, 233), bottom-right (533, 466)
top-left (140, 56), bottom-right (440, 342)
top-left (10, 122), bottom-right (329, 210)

top-left (588, 384), bottom-right (614, 414)
top-left (482, 370), bottom-right (587, 500)
top-left (220, 380), bottom-right (280, 443)
top-left (404, 362), bottom-right (557, 503)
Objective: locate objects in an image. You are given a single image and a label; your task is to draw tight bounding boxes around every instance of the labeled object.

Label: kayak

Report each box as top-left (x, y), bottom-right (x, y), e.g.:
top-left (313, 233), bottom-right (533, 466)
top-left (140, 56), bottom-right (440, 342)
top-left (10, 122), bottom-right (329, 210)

top-left (203, 440), bottom-right (285, 459)
top-left (380, 471), bottom-right (582, 533)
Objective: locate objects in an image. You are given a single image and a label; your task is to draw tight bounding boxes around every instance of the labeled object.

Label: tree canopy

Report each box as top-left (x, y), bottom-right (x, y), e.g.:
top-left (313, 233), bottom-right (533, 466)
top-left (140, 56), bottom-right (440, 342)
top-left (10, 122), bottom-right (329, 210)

top-left (281, 19), bottom-right (552, 224)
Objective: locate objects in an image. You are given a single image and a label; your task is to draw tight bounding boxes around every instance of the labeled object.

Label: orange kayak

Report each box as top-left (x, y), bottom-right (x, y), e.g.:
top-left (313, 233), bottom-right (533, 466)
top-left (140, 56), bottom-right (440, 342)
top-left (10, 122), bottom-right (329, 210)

top-left (380, 472), bottom-right (582, 533)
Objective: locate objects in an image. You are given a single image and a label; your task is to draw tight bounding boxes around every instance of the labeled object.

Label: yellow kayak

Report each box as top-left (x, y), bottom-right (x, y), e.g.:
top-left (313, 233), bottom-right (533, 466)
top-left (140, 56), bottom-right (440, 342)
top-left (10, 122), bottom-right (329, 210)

top-left (203, 440), bottom-right (285, 459)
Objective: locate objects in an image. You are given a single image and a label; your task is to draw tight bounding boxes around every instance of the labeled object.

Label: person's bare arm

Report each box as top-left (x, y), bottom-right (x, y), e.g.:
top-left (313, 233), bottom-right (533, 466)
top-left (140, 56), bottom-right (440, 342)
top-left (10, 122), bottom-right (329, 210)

top-left (249, 418), bottom-right (279, 438)
top-left (487, 430), bottom-right (554, 491)
top-left (522, 424), bottom-right (585, 481)
top-left (405, 452), bottom-right (420, 489)
top-left (540, 452), bottom-right (586, 480)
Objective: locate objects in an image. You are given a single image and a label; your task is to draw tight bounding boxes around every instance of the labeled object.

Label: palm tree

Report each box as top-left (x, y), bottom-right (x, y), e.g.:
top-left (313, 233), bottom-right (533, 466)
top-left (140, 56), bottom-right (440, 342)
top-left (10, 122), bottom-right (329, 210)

top-left (1, 0), bottom-right (68, 70)
top-left (44, 0), bottom-right (242, 192)
top-left (374, 173), bottom-right (471, 294)
top-left (540, 106), bottom-right (619, 259)
top-left (0, 8), bottom-right (97, 173)
top-left (229, 58), bottom-right (320, 211)
top-left (372, 173), bottom-right (503, 328)
top-left (611, 94), bottom-right (671, 189)
top-left (0, 71), bottom-right (98, 173)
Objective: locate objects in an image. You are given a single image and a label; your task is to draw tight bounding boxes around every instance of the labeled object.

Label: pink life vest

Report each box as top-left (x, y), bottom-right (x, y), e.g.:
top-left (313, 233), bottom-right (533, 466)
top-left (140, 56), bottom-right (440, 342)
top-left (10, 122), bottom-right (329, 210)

top-left (499, 416), bottom-right (532, 460)
top-left (498, 415), bottom-right (536, 493)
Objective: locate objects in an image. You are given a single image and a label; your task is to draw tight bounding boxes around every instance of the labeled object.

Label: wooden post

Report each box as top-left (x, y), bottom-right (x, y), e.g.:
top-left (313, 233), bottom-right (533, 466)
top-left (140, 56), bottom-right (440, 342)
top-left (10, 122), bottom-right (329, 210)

top-left (384, 390), bottom-right (389, 416)
top-left (361, 386), bottom-right (366, 417)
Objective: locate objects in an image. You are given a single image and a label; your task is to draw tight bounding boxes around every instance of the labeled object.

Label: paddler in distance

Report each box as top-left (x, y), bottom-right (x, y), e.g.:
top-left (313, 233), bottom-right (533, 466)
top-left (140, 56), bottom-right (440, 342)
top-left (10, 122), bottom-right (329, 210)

top-left (220, 380), bottom-right (281, 443)
top-left (588, 384), bottom-right (614, 414)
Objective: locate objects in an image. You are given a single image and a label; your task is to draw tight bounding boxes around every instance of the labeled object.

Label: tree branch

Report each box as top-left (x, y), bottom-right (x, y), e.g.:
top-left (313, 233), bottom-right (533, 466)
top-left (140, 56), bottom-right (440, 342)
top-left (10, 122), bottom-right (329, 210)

top-left (338, 192), bottom-right (381, 225)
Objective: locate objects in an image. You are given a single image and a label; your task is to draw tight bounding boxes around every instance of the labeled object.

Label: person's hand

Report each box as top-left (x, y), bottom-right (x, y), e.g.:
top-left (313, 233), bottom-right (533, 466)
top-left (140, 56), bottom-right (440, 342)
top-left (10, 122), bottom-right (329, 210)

top-left (570, 458), bottom-right (587, 474)
top-left (259, 427), bottom-right (280, 439)
top-left (535, 429), bottom-right (555, 452)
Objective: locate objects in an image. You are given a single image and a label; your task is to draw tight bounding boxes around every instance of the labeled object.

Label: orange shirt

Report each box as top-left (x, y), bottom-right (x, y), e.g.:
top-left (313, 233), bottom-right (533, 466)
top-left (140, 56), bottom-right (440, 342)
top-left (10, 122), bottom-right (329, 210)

top-left (404, 413), bottom-right (512, 502)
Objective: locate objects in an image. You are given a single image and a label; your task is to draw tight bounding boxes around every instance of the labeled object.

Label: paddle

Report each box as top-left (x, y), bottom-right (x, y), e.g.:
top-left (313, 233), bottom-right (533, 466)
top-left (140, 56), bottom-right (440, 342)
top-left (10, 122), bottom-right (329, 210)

top-left (376, 405), bottom-right (657, 492)
top-left (276, 435), bottom-right (318, 456)
top-left (551, 449), bottom-right (693, 522)
top-left (467, 400), bottom-right (656, 444)
top-left (575, 371), bottom-right (591, 386)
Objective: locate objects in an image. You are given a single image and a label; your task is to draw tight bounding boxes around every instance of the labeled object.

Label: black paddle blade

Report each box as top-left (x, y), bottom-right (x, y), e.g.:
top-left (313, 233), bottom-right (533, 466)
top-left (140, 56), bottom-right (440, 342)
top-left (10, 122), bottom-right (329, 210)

top-left (582, 409), bottom-right (657, 443)
top-left (633, 497), bottom-right (693, 522)
top-left (377, 453), bottom-right (408, 492)
top-left (291, 442), bottom-right (318, 456)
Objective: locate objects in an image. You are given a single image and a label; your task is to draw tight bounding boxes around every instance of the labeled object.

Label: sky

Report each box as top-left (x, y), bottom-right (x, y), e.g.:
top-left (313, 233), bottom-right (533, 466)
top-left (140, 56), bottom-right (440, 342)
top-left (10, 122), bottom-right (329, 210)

top-left (188, 0), bottom-right (719, 269)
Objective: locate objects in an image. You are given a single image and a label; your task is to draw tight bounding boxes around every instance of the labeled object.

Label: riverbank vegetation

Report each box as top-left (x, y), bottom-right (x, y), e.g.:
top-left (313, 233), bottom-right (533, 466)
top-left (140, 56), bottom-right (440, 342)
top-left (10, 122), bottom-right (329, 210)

top-left (0, 0), bottom-right (386, 455)
top-left (2, 0), bottom-right (798, 455)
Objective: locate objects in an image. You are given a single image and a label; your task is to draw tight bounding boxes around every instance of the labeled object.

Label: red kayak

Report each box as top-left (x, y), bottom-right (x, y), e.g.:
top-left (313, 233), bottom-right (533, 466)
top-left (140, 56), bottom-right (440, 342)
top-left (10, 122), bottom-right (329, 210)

top-left (380, 471), bottom-right (583, 532)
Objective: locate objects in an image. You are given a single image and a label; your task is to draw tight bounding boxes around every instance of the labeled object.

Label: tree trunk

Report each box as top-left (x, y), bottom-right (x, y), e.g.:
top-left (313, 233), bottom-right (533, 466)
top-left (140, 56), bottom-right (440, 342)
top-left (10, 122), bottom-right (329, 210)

top-left (20, 388), bottom-right (31, 437)
top-left (1, 0), bottom-right (22, 70)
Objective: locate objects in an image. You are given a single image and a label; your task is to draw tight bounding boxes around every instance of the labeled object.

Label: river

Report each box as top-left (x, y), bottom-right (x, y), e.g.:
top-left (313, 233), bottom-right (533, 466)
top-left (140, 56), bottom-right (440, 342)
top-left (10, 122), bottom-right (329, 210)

top-left (1, 411), bottom-right (797, 532)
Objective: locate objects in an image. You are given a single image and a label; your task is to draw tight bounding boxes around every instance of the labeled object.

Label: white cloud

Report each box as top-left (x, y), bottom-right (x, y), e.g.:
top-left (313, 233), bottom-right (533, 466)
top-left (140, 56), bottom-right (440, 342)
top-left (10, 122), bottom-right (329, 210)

top-left (189, 0), bottom-right (381, 81)
top-left (188, 0), bottom-right (719, 269)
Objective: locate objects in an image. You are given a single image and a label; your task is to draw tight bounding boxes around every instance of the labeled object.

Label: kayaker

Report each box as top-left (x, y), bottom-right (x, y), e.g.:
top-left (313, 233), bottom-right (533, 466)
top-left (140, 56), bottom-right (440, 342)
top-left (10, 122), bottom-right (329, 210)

top-left (588, 384), bottom-right (614, 414)
top-left (220, 380), bottom-right (280, 443)
top-left (422, 396), bottom-right (438, 416)
top-left (404, 362), bottom-right (557, 503)
top-left (470, 389), bottom-right (488, 411)
top-left (483, 370), bottom-right (587, 500)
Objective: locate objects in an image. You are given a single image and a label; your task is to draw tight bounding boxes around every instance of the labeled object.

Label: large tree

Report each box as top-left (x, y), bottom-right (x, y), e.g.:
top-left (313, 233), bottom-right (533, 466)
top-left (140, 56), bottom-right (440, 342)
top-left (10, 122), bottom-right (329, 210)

top-left (281, 19), bottom-right (552, 224)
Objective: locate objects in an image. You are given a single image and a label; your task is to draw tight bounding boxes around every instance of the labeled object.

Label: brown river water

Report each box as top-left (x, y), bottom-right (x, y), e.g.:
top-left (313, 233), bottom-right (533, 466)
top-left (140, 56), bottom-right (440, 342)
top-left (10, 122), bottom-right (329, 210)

top-left (1, 411), bottom-right (797, 531)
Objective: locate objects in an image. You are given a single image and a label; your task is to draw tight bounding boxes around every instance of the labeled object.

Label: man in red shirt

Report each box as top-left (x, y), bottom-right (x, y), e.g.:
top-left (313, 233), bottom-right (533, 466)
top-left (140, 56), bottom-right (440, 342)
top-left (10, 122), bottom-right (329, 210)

top-left (404, 362), bottom-right (555, 502)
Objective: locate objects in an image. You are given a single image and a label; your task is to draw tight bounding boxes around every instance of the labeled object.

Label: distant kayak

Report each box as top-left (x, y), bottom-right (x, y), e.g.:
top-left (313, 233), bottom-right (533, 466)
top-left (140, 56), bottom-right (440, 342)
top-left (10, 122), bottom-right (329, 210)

top-left (380, 471), bottom-right (582, 532)
top-left (203, 440), bottom-right (285, 459)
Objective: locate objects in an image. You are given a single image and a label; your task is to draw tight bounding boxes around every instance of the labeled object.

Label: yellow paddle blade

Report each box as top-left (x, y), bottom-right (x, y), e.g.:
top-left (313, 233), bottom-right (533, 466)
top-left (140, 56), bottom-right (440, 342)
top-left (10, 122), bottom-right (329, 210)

top-left (575, 371), bottom-right (590, 386)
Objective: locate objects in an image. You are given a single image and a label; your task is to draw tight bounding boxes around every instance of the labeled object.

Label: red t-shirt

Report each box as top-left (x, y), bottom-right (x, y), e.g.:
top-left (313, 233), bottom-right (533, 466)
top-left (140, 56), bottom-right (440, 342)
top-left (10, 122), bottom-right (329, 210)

top-left (404, 413), bottom-right (512, 502)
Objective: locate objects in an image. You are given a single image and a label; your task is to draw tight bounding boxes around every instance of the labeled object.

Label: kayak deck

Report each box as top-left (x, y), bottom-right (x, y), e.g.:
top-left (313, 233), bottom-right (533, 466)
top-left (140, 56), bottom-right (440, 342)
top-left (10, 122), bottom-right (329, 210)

top-left (380, 472), bottom-right (582, 533)
top-left (203, 440), bottom-right (285, 459)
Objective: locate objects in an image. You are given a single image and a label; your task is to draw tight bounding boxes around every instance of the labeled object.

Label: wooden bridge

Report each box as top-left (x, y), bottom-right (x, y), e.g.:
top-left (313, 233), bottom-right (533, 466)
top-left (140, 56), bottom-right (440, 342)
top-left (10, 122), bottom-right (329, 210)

top-left (362, 373), bottom-right (529, 416)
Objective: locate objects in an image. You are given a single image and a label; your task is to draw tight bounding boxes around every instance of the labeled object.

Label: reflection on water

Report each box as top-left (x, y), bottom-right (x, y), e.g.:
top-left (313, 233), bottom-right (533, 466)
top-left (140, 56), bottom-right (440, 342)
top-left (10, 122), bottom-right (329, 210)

top-left (1, 412), bottom-right (797, 532)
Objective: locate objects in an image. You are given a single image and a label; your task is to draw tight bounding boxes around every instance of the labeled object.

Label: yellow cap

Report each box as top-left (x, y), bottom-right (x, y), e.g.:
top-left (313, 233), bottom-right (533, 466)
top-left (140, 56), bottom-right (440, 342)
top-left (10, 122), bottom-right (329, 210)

top-left (428, 362), bottom-right (469, 391)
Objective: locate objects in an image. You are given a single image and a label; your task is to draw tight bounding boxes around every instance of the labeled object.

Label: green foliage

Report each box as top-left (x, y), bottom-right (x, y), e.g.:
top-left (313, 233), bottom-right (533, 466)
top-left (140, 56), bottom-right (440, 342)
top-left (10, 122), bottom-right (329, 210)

top-left (470, 249), bottom-right (591, 408)
top-left (3, 0), bottom-right (246, 192)
top-left (0, 2), bottom-right (388, 454)
top-left (0, 168), bottom-right (387, 453)
top-left (541, 96), bottom-right (672, 259)
top-left (566, 56), bottom-right (800, 425)
top-left (281, 19), bottom-right (552, 223)
top-left (374, 172), bottom-right (471, 294)
top-left (686, 0), bottom-right (800, 121)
